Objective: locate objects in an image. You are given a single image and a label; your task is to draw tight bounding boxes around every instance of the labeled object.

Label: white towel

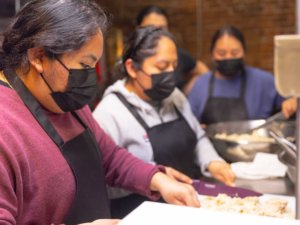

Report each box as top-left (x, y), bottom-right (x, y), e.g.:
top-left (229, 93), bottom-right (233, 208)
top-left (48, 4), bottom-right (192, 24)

top-left (231, 152), bottom-right (287, 180)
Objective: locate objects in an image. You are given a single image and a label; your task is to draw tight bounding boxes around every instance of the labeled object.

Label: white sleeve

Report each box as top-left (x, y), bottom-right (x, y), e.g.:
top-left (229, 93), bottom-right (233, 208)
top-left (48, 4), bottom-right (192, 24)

top-left (93, 94), bottom-right (123, 146)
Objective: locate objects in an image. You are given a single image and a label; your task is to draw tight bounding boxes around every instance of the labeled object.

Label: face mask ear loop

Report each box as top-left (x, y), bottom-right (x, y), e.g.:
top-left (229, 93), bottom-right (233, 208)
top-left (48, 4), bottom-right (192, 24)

top-left (53, 55), bottom-right (69, 72)
top-left (40, 73), bottom-right (55, 93)
top-left (134, 67), bottom-right (152, 91)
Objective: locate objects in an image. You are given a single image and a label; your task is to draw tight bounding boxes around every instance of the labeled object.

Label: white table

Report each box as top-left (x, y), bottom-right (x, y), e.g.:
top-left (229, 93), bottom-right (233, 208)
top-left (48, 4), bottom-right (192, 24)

top-left (119, 201), bottom-right (300, 225)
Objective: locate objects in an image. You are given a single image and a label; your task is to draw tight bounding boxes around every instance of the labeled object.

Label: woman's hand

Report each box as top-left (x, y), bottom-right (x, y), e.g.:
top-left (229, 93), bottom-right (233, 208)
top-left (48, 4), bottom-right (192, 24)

top-left (208, 160), bottom-right (236, 186)
top-left (281, 97), bottom-right (297, 119)
top-left (165, 167), bottom-right (193, 184)
top-left (150, 172), bottom-right (200, 208)
top-left (79, 219), bottom-right (120, 225)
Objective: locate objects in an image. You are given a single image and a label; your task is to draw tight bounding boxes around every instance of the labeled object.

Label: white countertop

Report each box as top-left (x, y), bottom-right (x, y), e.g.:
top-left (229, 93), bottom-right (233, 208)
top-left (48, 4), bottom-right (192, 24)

top-left (119, 200), bottom-right (300, 225)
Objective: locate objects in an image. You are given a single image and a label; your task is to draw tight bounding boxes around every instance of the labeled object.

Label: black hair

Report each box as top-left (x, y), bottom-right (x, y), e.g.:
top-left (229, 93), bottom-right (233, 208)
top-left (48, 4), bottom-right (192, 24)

top-left (135, 6), bottom-right (169, 26)
top-left (0, 0), bottom-right (110, 71)
top-left (121, 26), bottom-right (176, 76)
top-left (210, 25), bottom-right (247, 52)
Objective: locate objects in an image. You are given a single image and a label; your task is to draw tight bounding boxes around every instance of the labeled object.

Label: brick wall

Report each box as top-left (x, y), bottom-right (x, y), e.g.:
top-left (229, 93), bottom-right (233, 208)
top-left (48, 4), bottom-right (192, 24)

top-left (98, 0), bottom-right (198, 73)
top-left (97, 0), bottom-right (296, 73)
top-left (200, 0), bottom-right (296, 72)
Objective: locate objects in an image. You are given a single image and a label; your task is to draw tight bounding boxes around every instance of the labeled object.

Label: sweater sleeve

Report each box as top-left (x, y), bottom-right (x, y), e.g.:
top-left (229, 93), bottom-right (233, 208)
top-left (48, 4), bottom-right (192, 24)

top-left (79, 106), bottom-right (162, 199)
top-left (0, 142), bottom-right (18, 225)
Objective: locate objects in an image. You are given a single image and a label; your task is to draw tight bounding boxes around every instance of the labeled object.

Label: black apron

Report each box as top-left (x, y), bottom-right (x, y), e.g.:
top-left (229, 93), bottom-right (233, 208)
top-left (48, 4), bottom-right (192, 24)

top-left (110, 93), bottom-right (199, 218)
top-left (3, 68), bottom-right (110, 225)
top-left (115, 92), bottom-right (198, 177)
top-left (201, 73), bottom-right (249, 125)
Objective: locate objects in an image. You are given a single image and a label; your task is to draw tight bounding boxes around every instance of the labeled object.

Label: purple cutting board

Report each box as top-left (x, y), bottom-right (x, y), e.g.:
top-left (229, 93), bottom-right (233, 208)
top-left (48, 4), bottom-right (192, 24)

top-left (192, 180), bottom-right (262, 198)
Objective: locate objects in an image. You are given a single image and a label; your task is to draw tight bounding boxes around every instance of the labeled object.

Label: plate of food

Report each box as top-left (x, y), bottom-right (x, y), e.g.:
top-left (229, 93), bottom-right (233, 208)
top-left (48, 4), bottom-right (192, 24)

top-left (198, 193), bottom-right (295, 219)
top-left (193, 180), bottom-right (295, 219)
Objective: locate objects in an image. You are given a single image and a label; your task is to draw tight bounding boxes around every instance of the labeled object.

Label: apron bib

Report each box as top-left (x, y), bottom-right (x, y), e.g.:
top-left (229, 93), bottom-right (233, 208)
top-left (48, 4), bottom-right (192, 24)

top-left (201, 73), bottom-right (249, 125)
top-left (110, 92), bottom-right (198, 218)
top-left (115, 92), bottom-right (198, 178)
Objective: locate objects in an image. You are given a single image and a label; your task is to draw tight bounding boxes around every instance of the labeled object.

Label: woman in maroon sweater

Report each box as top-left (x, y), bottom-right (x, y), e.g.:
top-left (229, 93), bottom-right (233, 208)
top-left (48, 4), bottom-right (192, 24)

top-left (0, 0), bottom-right (199, 224)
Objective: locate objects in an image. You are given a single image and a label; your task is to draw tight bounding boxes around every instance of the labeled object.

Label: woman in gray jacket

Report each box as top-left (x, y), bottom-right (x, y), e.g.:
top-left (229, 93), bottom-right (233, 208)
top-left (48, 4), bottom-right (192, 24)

top-left (93, 26), bottom-right (235, 218)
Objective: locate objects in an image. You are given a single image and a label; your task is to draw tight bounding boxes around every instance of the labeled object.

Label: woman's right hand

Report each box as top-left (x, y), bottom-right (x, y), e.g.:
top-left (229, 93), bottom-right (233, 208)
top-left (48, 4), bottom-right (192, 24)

top-left (150, 172), bottom-right (200, 207)
top-left (281, 97), bottom-right (297, 119)
top-left (79, 219), bottom-right (120, 225)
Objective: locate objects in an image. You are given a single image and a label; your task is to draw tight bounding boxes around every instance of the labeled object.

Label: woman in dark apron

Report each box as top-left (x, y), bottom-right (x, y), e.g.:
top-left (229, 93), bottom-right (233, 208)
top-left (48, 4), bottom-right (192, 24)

top-left (93, 27), bottom-right (235, 219)
top-left (0, 1), bottom-right (200, 224)
top-left (188, 26), bottom-right (297, 125)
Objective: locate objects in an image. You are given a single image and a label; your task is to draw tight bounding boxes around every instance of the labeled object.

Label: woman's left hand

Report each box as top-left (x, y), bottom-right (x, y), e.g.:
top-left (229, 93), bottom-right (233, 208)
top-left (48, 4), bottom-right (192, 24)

top-left (281, 97), bottom-right (297, 119)
top-left (150, 172), bottom-right (200, 208)
top-left (208, 160), bottom-right (236, 186)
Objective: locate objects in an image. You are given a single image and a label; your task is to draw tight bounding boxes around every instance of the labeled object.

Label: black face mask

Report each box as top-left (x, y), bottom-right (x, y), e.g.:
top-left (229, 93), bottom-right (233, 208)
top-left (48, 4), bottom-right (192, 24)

top-left (137, 71), bottom-right (176, 101)
top-left (215, 58), bottom-right (244, 78)
top-left (41, 57), bottom-right (98, 112)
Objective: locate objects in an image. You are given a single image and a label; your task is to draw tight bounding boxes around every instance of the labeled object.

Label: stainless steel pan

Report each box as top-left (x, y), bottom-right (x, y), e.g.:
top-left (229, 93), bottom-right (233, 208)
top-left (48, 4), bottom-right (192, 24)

top-left (205, 120), bottom-right (295, 163)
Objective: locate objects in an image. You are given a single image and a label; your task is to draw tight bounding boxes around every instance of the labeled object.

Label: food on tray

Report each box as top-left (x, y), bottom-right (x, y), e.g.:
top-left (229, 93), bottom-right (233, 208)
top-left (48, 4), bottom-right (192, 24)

top-left (200, 194), bottom-right (294, 219)
top-left (215, 131), bottom-right (274, 143)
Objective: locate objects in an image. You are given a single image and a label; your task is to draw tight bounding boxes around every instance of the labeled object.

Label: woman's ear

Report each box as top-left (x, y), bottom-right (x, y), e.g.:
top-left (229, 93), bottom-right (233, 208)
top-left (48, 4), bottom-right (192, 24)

top-left (124, 59), bottom-right (139, 79)
top-left (27, 47), bottom-right (45, 73)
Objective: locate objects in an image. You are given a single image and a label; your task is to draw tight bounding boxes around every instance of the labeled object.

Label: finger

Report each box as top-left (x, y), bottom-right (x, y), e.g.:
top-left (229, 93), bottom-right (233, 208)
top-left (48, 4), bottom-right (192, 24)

top-left (172, 170), bottom-right (193, 184)
top-left (178, 188), bottom-right (200, 207)
top-left (226, 168), bottom-right (236, 183)
top-left (281, 107), bottom-right (289, 119)
top-left (289, 101), bottom-right (297, 117)
top-left (166, 167), bottom-right (192, 184)
top-left (190, 190), bottom-right (201, 207)
top-left (171, 198), bottom-right (186, 206)
top-left (214, 173), bottom-right (226, 184)
top-left (220, 168), bottom-right (236, 186)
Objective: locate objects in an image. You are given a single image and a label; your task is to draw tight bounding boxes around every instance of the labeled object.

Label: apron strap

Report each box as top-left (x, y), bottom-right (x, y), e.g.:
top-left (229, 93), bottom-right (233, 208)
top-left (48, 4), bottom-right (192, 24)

top-left (114, 92), bottom-right (183, 130)
top-left (240, 70), bottom-right (247, 99)
top-left (114, 92), bottom-right (150, 130)
top-left (3, 68), bottom-right (64, 147)
top-left (71, 111), bottom-right (88, 129)
top-left (208, 72), bottom-right (215, 97)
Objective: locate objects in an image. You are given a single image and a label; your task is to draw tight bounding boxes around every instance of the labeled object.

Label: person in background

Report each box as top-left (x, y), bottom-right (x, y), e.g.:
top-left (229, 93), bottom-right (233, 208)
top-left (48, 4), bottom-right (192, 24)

top-left (93, 26), bottom-right (235, 218)
top-left (188, 25), bottom-right (297, 126)
top-left (0, 1), bottom-right (200, 224)
top-left (136, 5), bottom-right (209, 95)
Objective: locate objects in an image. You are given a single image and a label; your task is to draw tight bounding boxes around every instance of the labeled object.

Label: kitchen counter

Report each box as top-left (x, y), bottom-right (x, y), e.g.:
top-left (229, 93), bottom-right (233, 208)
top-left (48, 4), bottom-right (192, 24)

top-left (236, 176), bottom-right (294, 196)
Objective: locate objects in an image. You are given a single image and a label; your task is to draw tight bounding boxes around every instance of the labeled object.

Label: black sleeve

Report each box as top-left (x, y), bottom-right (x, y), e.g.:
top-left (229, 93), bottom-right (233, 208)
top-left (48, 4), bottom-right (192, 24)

top-left (175, 48), bottom-right (197, 89)
top-left (177, 48), bottom-right (197, 74)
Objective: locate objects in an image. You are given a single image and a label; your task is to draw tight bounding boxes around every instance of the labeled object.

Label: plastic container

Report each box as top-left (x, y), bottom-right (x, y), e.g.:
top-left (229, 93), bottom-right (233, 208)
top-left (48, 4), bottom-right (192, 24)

top-left (274, 35), bottom-right (300, 97)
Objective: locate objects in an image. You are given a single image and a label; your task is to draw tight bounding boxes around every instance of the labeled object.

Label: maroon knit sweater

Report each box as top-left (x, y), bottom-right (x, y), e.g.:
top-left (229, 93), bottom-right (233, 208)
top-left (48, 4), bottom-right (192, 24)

top-left (0, 85), bottom-right (161, 225)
